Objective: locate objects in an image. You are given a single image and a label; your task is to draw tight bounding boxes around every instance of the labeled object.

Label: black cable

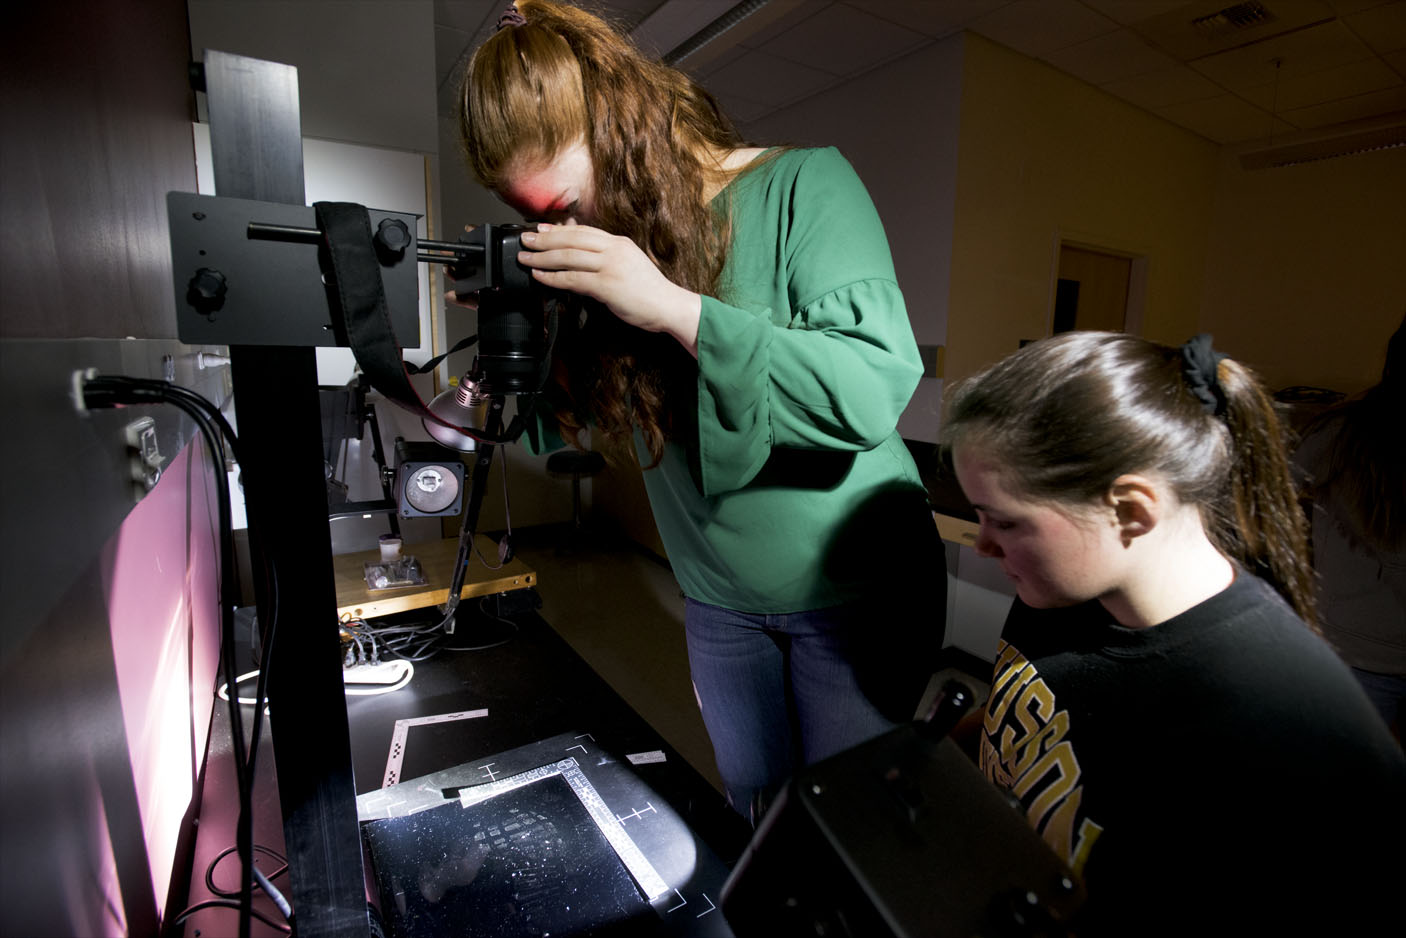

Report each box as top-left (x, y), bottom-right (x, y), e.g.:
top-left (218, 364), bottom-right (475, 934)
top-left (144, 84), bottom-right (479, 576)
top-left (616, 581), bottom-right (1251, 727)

top-left (117, 381), bottom-right (257, 938)
top-left (81, 375), bottom-right (260, 938)
top-left (103, 379), bottom-right (266, 937)
top-left (205, 844), bottom-right (289, 898)
top-left (167, 899), bottom-right (292, 934)
top-left (84, 372), bottom-right (534, 930)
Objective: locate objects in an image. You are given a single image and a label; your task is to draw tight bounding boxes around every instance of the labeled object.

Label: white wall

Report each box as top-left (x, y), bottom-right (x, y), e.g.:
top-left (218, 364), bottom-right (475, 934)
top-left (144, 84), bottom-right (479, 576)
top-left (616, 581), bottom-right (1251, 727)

top-left (1199, 144), bottom-right (1406, 395)
top-left (946, 33), bottom-right (1220, 388)
top-left (743, 33), bottom-right (966, 445)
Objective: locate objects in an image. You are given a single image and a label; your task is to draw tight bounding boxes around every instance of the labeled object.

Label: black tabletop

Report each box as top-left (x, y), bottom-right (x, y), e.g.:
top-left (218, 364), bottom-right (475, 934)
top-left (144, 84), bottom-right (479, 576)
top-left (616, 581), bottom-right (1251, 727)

top-left (343, 599), bottom-right (752, 937)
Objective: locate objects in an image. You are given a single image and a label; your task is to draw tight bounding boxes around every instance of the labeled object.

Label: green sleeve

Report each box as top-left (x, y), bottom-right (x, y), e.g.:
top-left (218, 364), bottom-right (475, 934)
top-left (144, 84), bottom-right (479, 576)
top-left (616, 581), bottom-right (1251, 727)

top-left (694, 150), bottom-right (922, 497)
top-left (517, 391), bottom-right (565, 456)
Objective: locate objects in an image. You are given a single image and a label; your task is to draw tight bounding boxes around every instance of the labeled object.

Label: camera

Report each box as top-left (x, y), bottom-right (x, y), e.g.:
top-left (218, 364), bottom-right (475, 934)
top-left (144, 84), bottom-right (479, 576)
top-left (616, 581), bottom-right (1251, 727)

top-left (447, 223), bottom-right (556, 395)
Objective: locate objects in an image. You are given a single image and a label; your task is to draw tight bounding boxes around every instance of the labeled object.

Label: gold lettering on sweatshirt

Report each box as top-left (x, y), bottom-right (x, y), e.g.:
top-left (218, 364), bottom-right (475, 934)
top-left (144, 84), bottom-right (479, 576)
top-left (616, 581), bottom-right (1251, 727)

top-left (981, 640), bottom-right (1104, 874)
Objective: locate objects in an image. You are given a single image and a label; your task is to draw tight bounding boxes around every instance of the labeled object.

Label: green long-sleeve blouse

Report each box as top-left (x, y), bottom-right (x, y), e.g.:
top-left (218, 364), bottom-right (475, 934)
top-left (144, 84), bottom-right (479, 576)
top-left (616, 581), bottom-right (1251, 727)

top-left (542, 147), bottom-right (935, 613)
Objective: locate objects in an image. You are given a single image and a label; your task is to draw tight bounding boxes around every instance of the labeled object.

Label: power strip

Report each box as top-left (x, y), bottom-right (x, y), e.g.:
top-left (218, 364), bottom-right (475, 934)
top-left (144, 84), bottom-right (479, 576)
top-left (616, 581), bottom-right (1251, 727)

top-left (343, 660), bottom-right (412, 685)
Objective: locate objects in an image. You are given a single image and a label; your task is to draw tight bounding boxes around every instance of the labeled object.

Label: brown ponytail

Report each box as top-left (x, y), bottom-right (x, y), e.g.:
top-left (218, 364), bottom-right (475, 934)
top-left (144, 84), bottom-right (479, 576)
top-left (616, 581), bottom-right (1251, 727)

top-left (1213, 358), bottom-right (1316, 628)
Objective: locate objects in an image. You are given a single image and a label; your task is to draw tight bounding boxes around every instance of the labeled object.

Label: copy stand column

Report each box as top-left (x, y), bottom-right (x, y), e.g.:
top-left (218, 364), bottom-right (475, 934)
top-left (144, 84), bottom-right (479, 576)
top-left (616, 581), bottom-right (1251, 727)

top-left (204, 50), bottom-right (370, 936)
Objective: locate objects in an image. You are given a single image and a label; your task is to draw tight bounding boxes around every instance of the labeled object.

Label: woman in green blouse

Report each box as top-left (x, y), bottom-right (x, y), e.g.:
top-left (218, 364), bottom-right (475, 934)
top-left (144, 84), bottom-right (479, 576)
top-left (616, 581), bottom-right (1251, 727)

top-left (452, 1), bottom-right (944, 823)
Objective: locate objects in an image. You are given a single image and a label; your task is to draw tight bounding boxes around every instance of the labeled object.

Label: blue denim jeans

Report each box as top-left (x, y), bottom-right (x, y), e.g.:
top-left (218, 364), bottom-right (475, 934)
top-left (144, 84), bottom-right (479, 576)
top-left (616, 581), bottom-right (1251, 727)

top-left (1352, 666), bottom-right (1405, 738)
top-left (685, 598), bottom-right (934, 824)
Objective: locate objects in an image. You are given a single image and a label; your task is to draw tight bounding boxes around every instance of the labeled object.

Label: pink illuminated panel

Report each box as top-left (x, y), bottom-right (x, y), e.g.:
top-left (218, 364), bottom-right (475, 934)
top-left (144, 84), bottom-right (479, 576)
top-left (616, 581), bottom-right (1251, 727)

top-left (101, 437), bottom-right (224, 923)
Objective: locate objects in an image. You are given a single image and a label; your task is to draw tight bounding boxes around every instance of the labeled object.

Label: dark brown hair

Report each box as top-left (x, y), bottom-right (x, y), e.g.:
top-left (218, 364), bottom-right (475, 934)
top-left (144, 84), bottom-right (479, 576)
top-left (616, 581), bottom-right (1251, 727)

top-left (940, 331), bottom-right (1317, 628)
top-left (459, 0), bottom-right (750, 464)
top-left (1300, 314), bottom-right (1405, 552)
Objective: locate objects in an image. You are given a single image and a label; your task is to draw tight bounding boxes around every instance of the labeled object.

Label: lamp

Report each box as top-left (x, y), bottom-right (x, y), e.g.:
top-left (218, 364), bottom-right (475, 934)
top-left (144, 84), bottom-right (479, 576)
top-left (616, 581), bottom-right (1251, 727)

top-left (423, 372), bottom-right (490, 453)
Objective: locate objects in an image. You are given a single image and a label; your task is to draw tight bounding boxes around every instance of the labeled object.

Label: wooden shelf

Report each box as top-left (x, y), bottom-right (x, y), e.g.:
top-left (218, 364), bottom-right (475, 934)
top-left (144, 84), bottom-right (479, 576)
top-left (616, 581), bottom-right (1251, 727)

top-left (334, 535), bottom-right (537, 619)
top-left (935, 512), bottom-right (979, 548)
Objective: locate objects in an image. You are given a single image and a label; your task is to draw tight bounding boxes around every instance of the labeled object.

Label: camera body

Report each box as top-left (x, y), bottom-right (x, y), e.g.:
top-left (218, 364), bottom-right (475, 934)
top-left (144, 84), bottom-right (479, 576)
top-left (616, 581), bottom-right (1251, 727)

top-left (448, 223), bottom-right (536, 296)
top-left (449, 224), bottom-right (554, 394)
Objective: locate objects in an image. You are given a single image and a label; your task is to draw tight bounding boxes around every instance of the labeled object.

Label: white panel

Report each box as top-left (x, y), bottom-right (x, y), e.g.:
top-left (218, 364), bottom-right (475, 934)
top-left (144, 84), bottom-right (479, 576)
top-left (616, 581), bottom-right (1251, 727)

top-left (303, 138), bottom-right (432, 385)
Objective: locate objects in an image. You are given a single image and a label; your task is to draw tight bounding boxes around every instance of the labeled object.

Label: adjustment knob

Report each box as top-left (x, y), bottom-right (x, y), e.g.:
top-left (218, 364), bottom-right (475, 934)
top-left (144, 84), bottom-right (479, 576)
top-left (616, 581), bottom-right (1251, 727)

top-left (186, 267), bottom-right (227, 314)
top-left (375, 217), bottom-right (411, 257)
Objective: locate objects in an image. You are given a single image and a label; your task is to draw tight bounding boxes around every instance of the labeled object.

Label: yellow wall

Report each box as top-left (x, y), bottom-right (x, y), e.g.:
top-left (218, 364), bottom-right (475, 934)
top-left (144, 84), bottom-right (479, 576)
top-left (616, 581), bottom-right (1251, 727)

top-left (1199, 145), bottom-right (1406, 395)
top-left (947, 34), bottom-right (1219, 386)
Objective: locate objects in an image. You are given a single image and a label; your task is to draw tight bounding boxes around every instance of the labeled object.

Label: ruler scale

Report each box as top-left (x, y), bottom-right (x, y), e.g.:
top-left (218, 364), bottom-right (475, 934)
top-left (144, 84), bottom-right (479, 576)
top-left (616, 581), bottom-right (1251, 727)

top-left (459, 757), bottom-right (670, 900)
top-left (381, 709), bottom-right (489, 788)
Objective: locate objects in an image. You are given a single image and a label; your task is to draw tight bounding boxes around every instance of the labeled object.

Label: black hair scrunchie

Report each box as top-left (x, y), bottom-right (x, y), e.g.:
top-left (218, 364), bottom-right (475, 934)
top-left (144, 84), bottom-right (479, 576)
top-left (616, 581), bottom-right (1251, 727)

top-left (497, 5), bottom-right (526, 30)
top-left (1180, 333), bottom-right (1228, 417)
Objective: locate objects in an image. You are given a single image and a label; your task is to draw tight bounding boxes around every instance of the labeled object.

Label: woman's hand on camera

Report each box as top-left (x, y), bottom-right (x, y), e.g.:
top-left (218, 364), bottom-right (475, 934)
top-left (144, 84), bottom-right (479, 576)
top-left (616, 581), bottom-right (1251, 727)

top-left (518, 223), bottom-right (700, 357)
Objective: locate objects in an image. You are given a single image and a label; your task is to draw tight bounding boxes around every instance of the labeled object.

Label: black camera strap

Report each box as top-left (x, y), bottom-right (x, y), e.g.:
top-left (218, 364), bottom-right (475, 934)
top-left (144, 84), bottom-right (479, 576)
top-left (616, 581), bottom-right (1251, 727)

top-left (407, 332), bottom-right (477, 375)
top-left (315, 201), bottom-right (561, 446)
top-left (315, 202), bottom-right (430, 410)
top-left (314, 200), bottom-right (494, 443)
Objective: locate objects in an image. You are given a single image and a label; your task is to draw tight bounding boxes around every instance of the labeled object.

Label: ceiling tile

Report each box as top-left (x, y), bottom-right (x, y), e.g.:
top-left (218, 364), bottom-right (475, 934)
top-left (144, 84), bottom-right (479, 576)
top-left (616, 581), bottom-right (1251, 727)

top-left (1189, 19), bottom-right (1376, 90)
top-left (1156, 91), bottom-right (1295, 142)
top-left (704, 47), bottom-right (839, 105)
top-left (630, 0), bottom-right (738, 59)
top-left (431, 0), bottom-right (1406, 141)
top-left (1041, 26), bottom-right (1182, 85)
top-left (1281, 81), bottom-right (1406, 124)
top-left (1101, 62), bottom-right (1225, 107)
top-left (712, 90), bottom-right (780, 125)
top-left (969, 0), bottom-right (1121, 56)
top-left (595, 0), bottom-right (669, 32)
top-left (757, 2), bottom-right (929, 75)
top-left (736, 0), bottom-right (838, 48)
top-left (843, 0), bottom-right (1008, 37)
top-left (687, 42), bottom-right (751, 79)
top-left (1325, 0), bottom-right (1397, 15)
top-left (1130, 0), bottom-right (1338, 61)
top-left (1079, 0), bottom-right (1199, 27)
top-left (1237, 56), bottom-right (1403, 109)
top-left (1345, 0), bottom-right (1406, 54)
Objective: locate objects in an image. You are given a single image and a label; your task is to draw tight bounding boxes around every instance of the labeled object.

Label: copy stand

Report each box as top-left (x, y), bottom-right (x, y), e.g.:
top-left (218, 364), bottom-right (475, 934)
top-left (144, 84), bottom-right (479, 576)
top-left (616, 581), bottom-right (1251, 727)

top-left (197, 50), bottom-right (369, 936)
